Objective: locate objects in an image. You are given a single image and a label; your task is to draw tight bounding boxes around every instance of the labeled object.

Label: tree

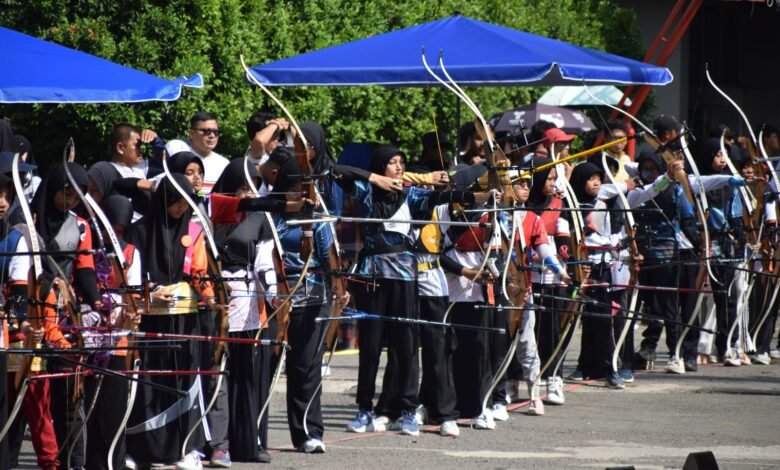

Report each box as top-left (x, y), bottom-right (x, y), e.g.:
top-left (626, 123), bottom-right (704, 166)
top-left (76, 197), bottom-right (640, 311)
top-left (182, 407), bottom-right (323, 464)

top-left (0, 0), bottom-right (645, 168)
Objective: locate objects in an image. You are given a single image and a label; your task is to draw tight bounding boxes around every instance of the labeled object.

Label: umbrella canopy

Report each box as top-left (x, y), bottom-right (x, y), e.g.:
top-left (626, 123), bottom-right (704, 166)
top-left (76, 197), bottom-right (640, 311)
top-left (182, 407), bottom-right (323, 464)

top-left (488, 103), bottom-right (595, 135)
top-left (0, 27), bottom-right (203, 103)
top-left (538, 85), bottom-right (632, 106)
top-left (247, 15), bottom-right (673, 87)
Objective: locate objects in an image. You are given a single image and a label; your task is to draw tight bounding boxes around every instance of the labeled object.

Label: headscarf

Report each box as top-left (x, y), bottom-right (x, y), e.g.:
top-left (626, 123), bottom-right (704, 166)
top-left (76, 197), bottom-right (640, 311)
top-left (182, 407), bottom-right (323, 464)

top-left (0, 172), bottom-right (13, 237)
top-left (102, 194), bottom-right (134, 230)
top-left (168, 151), bottom-right (205, 177)
top-left (570, 161), bottom-right (603, 205)
top-left (13, 135), bottom-right (36, 166)
top-left (87, 161), bottom-right (121, 200)
top-left (126, 174), bottom-right (195, 285)
top-left (0, 119), bottom-right (14, 153)
top-left (636, 148), bottom-right (665, 183)
top-left (212, 158), bottom-right (259, 196)
top-left (300, 121), bottom-right (335, 175)
top-left (31, 163), bottom-right (88, 244)
top-left (527, 157), bottom-right (553, 213)
top-left (369, 144), bottom-right (407, 220)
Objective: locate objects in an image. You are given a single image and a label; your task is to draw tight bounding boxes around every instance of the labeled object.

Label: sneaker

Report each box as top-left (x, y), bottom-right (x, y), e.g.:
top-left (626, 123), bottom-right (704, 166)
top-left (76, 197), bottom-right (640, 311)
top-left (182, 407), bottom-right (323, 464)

top-left (299, 437), bottom-right (326, 454)
top-left (346, 410), bottom-right (372, 433)
top-left (471, 412), bottom-right (496, 430)
top-left (371, 415), bottom-right (389, 432)
top-left (723, 355), bottom-right (741, 367)
top-left (256, 448), bottom-right (272, 464)
top-left (770, 349), bottom-right (780, 359)
top-left (505, 379), bottom-right (522, 403)
top-left (753, 353), bottom-right (771, 365)
top-left (665, 358), bottom-right (685, 375)
top-left (399, 410), bottom-right (419, 437)
top-left (567, 369), bottom-right (584, 382)
top-left (739, 352), bottom-right (752, 365)
top-left (440, 420), bottom-right (460, 437)
top-left (176, 450), bottom-right (204, 470)
top-left (488, 403), bottom-right (509, 421)
top-left (605, 371), bottom-right (625, 390)
top-left (637, 344), bottom-right (657, 362)
top-left (544, 376), bottom-right (565, 405)
top-left (209, 450), bottom-right (231, 468)
top-left (683, 358), bottom-right (698, 372)
top-left (527, 398), bottom-right (545, 416)
top-left (619, 369), bottom-right (635, 383)
top-left (414, 404), bottom-right (428, 425)
top-left (125, 456), bottom-right (138, 470)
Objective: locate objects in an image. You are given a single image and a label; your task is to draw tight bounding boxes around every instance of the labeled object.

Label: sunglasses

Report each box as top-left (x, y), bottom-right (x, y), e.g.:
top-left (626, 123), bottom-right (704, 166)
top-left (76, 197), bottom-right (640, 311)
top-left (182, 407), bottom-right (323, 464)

top-left (192, 128), bottom-right (221, 137)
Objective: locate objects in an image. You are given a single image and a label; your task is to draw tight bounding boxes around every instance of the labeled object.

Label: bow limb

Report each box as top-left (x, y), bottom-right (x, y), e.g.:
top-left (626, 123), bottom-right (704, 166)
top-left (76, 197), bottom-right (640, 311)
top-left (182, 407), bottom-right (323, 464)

top-left (181, 354), bottom-right (227, 460)
top-left (582, 85), bottom-right (695, 206)
top-left (107, 358), bottom-right (140, 470)
top-left (0, 378), bottom-right (30, 443)
top-left (601, 152), bottom-right (642, 373)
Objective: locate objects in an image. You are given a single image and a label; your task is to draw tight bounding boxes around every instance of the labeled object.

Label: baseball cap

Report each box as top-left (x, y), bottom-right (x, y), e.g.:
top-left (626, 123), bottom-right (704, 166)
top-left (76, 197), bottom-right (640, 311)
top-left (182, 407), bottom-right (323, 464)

top-left (542, 128), bottom-right (576, 145)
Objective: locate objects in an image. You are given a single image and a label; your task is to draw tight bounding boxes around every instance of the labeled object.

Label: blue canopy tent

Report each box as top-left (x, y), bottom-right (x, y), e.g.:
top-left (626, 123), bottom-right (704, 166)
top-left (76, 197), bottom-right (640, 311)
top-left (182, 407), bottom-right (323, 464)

top-left (247, 15), bottom-right (672, 87)
top-left (0, 27), bottom-right (203, 103)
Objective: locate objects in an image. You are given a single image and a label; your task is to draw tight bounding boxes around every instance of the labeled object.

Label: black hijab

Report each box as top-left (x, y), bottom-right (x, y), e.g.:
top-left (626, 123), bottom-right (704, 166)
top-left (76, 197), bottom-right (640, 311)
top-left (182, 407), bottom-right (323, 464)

top-left (102, 194), bottom-right (134, 230)
top-left (126, 174), bottom-right (195, 285)
top-left (570, 161), bottom-right (603, 205)
top-left (14, 135), bottom-right (35, 166)
top-left (32, 163), bottom-right (88, 244)
top-left (87, 161), bottom-right (121, 200)
top-left (212, 158), bottom-right (259, 196)
top-left (0, 120), bottom-right (13, 153)
top-left (527, 157), bottom-right (554, 213)
top-left (369, 144), bottom-right (407, 220)
top-left (169, 151), bottom-right (205, 178)
top-left (699, 137), bottom-right (723, 175)
top-left (300, 121), bottom-right (335, 175)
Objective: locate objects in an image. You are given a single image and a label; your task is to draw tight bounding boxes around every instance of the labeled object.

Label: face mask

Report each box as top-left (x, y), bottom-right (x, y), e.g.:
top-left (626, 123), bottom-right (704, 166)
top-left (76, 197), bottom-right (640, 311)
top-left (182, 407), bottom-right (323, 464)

top-left (640, 170), bottom-right (655, 182)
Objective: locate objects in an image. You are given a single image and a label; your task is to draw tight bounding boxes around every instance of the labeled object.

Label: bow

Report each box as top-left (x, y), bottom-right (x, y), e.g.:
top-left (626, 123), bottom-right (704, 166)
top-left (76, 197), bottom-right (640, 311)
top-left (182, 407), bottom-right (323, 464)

top-left (0, 152), bottom-right (43, 444)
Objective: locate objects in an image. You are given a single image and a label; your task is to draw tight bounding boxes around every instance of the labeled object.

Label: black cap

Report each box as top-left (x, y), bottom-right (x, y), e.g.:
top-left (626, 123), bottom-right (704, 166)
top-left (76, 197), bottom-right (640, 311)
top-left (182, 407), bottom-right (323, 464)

top-left (422, 131), bottom-right (453, 150)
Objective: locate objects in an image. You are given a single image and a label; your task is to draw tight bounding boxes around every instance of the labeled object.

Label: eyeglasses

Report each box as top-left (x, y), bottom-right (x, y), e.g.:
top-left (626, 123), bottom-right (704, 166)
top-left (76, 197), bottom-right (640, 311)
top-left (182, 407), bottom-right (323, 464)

top-left (192, 128), bottom-right (221, 137)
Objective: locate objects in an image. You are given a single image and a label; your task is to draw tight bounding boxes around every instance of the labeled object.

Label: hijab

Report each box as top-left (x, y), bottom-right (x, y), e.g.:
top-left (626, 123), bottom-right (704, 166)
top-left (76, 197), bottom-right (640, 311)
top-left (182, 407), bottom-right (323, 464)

top-left (102, 194), bottom-right (134, 230)
top-left (570, 161), bottom-right (603, 205)
top-left (300, 121), bottom-right (335, 175)
top-left (0, 120), bottom-right (13, 153)
top-left (168, 151), bottom-right (205, 176)
top-left (526, 157), bottom-right (554, 213)
top-left (14, 135), bottom-right (35, 166)
top-left (31, 163), bottom-right (88, 244)
top-left (368, 144), bottom-right (408, 220)
top-left (212, 158), bottom-right (259, 196)
top-left (126, 174), bottom-right (195, 285)
top-left (699, 137), bottom-right (724, 175)
top-left (87, 161), bottom-right (122, 200)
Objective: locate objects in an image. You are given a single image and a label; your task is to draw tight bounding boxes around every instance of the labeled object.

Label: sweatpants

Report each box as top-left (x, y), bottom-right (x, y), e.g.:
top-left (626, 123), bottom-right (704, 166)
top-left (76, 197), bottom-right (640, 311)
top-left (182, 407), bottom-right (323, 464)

top-left (418, 296), bottom-right (458, 424)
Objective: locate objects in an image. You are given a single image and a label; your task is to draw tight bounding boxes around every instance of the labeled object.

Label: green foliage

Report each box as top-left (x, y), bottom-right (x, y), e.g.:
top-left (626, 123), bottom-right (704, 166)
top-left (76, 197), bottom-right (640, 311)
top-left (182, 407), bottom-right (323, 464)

top-left (0, 0), bottom-right (646, 168)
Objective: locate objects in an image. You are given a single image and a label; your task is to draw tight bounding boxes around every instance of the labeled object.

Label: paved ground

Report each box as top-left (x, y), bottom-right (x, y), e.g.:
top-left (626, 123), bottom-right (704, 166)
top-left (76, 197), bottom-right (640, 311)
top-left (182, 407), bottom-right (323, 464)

top-left (16, 327), bottom-right (780, 469)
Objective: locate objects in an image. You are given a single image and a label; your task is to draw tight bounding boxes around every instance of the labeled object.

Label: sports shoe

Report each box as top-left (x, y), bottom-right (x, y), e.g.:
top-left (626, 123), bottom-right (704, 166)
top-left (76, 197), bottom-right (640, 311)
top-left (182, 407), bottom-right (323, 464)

top-left (176, 450), bottom-right (204, 470)
top-left (299, 437), bottom-right (326, 454)
top-left (753, 353), bottom-right (771, 365)
top-left (209, 450), bottom-right (231, 468)
top-left (440, 420), bottom-right (460, 437)
top-left (256, 448), bottom-right (272, 464)
top-left (544, 376), bottom-right (565, 405)
top-left (567, 369), bottom-right (584, 382)
top-left (723, 354), bottom-right (741, 367)
top-left (472, 411), bottom-right (496, 430)
top-left (637, 344), bottom-right (657, 362)
top-left (527, 398), bottom-right (545, 416)
top-left (488, 403), bottom-right (509, 421)
top-left (125, 456), bottom-right (138, 470)
top-left (346, 410), bottom-right (373, 433)
top-left (665, 358), bottom-right (685, 375)
top-left (619, 368), bottom-right (635, 383)
top-left (414, 404), bottom-right (428, 425)
top-left (505, 379), bottom-right (522, 403)
top-left (398, 410), bottom-right (419, 437)
top-left (683, 358), bottom-right (697, 372)
top-left (605, 371), bottom-right (625, 390)
top-left (769, 349), bottom-right (780, 359)
top-left (739, 352), bottom-right (752, 365)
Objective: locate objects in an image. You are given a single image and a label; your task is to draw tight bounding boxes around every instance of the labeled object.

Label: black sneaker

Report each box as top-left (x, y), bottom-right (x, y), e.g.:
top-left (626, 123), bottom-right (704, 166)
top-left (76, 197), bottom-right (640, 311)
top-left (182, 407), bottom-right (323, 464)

top-left (257, 448), bottom-right (272, 464)
top-left (684, 358), bottom-right (698, 372)
top-left (606, 371), bottom-right (625, 390)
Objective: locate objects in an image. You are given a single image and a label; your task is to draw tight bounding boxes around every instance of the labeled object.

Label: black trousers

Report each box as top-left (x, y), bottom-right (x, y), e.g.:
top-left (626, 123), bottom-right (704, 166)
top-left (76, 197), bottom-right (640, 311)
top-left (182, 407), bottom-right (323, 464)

top-left (530, 283), bottom-right (566, 380)
top-left (85, 355), bottom-right (129, 470)
top-left (712, 262), bottom-right (738, 357)
top-left (226, 329), bottom-right (268, 462)
top-left (286, 304), bottom-right (325, 447)
top-left (487, 302), bottom-right (509, 406)
top-left (577, 266), bottom-right (616, 379)
top-left (49, 363), bottom-right (85, 470)
top-left (355, 279), bottom-right (419, 418)
top-left (639, 257), bottom-right (682, 354)
top-left (0, 355), bottom-right (8, 470)
top-left (450, 302), bottom-right (492, 419)
top-left (611, 289), bottom-right (633, 371)
top-left (418, 296), bottom-right (458, 424)
top-left (749, 278), bottom-right (778, 354)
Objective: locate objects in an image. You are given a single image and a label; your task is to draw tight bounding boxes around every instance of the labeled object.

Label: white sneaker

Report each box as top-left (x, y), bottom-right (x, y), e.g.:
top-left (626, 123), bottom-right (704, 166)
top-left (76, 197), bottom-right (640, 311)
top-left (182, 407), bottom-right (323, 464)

top-left (527, 398), bottom-right (545, 416)
top-left (544, 377), bottom-right (565, 405)
top-left (371, 415), bottom-right (390, 432)
top-left (753, 353), bottom-right (771, 365)
top-left (414, 404), bottom-right (428, 425)
top-left (665, 358), bottom-right (685, 374)
top-left (770, 349), bottom-right (780, 359)
top-left (504, 379), bottom-right (521, 403)
top-left (440, 420), bottom-right (460, 437)
top-left (471, 412), bottom-right (496, 430)
top-left (488, 403), bottom-right (509, 421)
top-left (321, 364), bottom-right (331, 377)
top-left (300, 437), bottom-right (326, 454)
top-left (176, 450), bottom-right (204, 470)
top-left (125, 456), bottom-right (137, 470)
